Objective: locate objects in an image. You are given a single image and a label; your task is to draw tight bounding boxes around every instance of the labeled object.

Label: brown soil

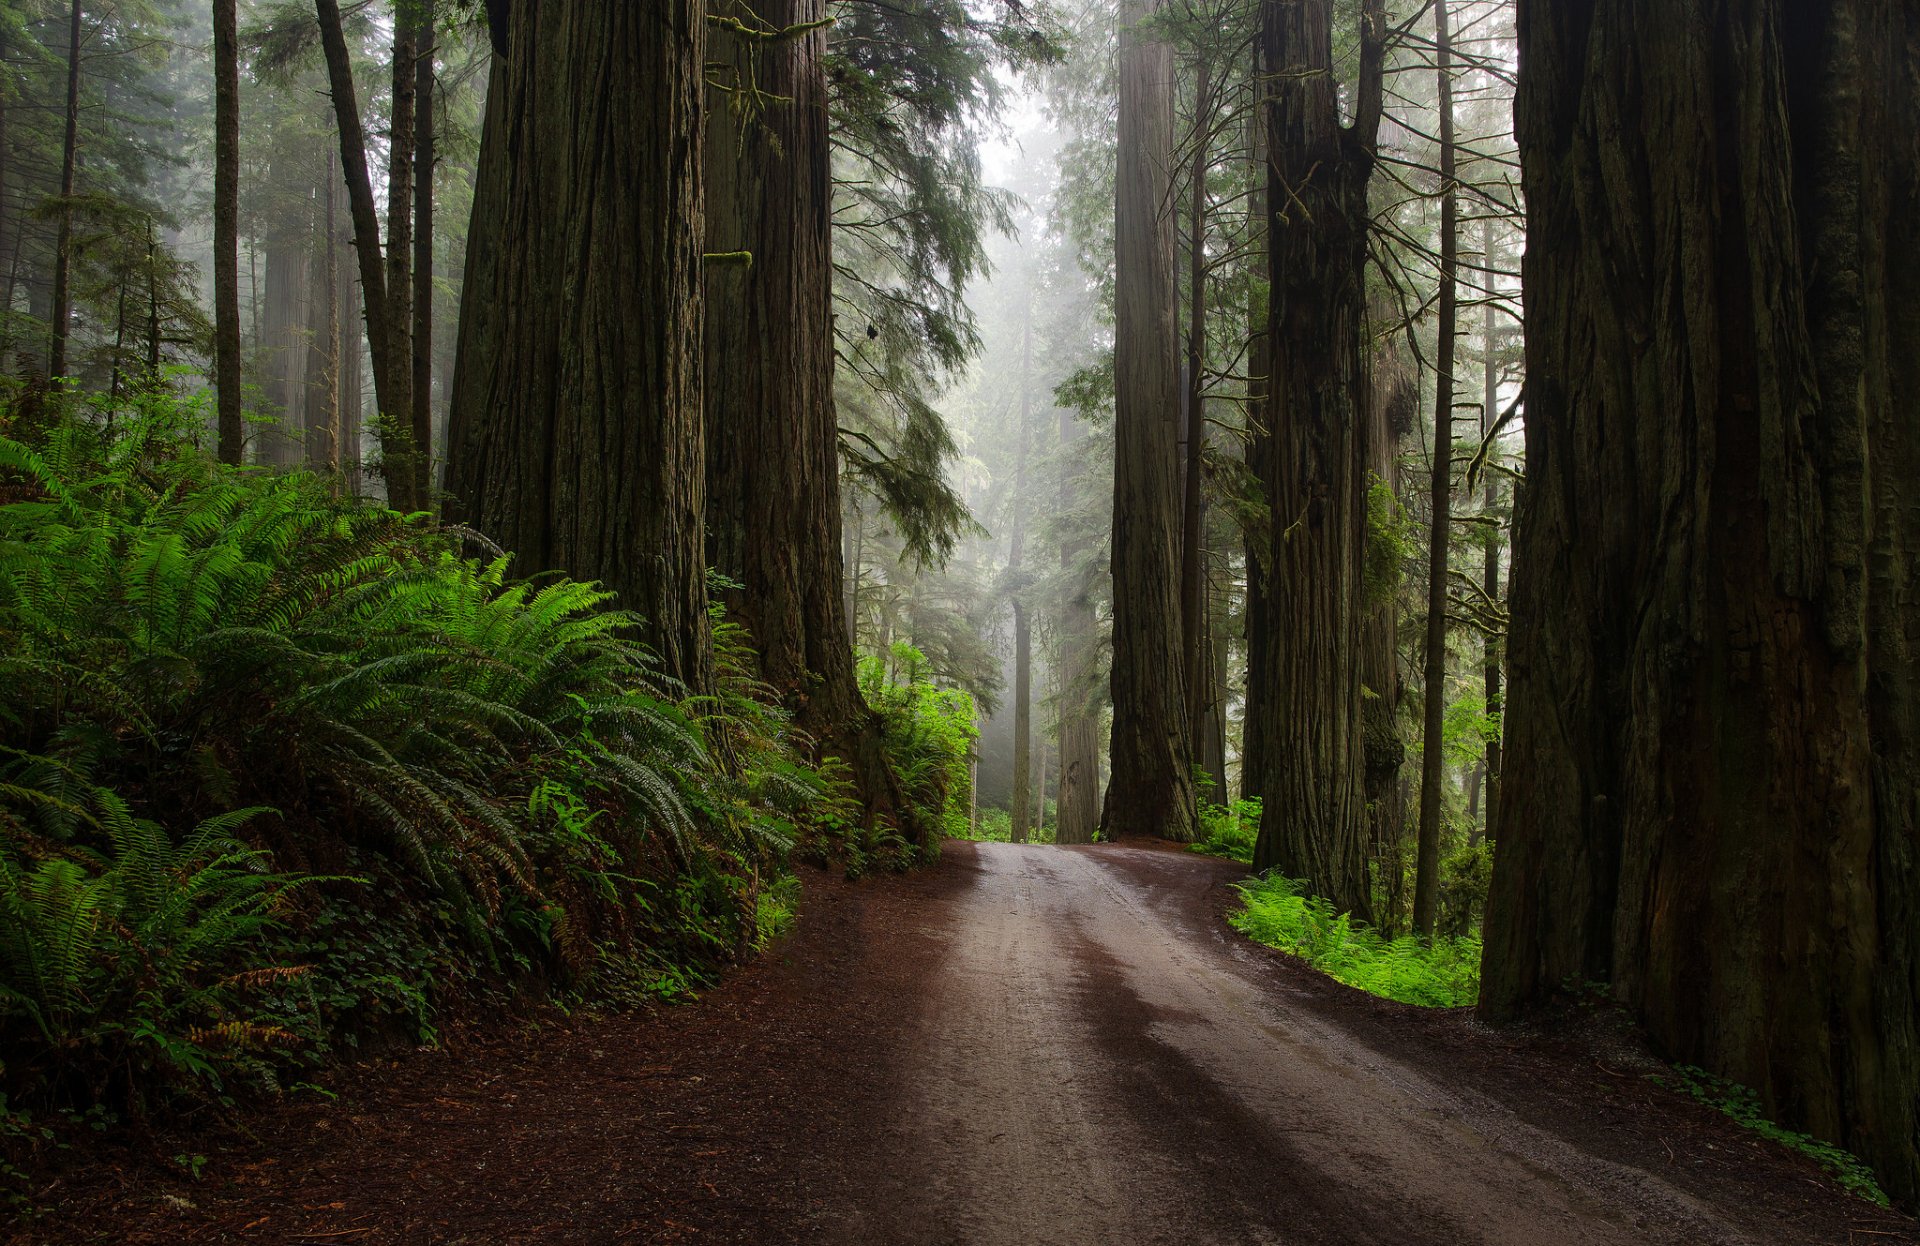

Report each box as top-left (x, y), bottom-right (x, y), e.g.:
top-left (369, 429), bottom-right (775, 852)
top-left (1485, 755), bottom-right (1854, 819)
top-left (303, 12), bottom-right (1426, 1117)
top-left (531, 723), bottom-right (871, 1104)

top-left (14, 842), bottom-right (1916, 1245)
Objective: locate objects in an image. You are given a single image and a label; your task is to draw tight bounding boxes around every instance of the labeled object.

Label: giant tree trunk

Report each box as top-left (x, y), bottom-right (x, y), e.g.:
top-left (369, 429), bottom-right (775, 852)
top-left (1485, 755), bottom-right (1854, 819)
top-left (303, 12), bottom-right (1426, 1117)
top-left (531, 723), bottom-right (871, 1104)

top-left (1482, 0), bottom-right (1920, 1202)
top-left (1179, 56), bottom-right (1212, 778)
top-left (1412, 0), bottom-right (1458, 939)
top-left (701, 0), bottom-right (911, 830)
top-left (445, 1), bottom-right (712, 692)
top-left (1246, 0), bottom-right (1384, 919)
top-left (1102, 0), bottom-right (1197, 843)
top-left (1055, 405), bottom-right (1101, 846)
top-left (212, 0), bottom-right (243, 463)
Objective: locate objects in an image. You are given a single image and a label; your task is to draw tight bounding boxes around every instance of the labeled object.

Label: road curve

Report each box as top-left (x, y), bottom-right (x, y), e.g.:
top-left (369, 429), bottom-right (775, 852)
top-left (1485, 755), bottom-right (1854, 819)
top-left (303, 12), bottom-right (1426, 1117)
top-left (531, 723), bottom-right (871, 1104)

top-left (823, 842), bottom-right (1879, 1246)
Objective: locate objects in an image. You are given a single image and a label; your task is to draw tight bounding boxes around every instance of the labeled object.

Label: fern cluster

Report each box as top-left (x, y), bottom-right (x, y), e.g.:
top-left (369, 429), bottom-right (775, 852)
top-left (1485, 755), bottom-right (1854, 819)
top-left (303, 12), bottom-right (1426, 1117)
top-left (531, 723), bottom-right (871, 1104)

top-left (1230, 873), bottom-right (1482, 1008)
top-left (858, 642), bottom-right (977, 850)
top-left (0, 409), bottom-right (831, 1132)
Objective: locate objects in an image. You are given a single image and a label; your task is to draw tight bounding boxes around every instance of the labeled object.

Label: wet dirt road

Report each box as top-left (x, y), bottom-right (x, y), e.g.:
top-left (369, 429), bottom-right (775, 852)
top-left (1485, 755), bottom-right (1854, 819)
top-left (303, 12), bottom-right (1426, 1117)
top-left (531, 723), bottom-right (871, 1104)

top-left (28, 841), bottom-right (1913, 1245)
top-left (824, 843), bottom-right (1881, 1245)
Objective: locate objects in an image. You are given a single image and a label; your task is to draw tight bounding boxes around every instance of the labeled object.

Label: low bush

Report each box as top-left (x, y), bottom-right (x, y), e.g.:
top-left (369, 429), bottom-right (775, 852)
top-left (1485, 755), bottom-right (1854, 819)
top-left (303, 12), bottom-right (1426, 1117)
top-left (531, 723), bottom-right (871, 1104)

top-left (1190, 797), bottom-right (1260, 863)
top-left (1230, 873), bottom-right (1481, 1008)
top-left (0, 409), bottom-right (838, 1162)
top-left (858, 641), bottom-right (976, 854)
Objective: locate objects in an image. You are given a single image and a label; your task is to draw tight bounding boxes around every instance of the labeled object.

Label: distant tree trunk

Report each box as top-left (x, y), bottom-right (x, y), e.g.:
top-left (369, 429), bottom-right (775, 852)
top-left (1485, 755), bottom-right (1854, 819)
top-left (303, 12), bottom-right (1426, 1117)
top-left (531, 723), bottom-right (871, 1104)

top-left (1202, 597), bottom-right (1229, 800)
top-left (1055, 405), bottom-right (1100, 846)
top-left (1412, 0), bottom-right (1457, 939)
top-left (1363, 312), bottom-right (1414, 931)
top-left (411, 0), bottom-right (436, 502)
top-left (1477, 214), bottom-right (1503, 845)
top-left (1246, 0), bottom-right (1385, 920)
top-left (445, 0), bottom-right (712, 691)
top-left (1179, 55), bottom-right (1212, 776)
top-left (1482, 0), bottom-right (1920, 1204)
top-left (1241, 35), bottom-right (1270, 809)
top-left (701, 0), bottom-right (909, 829)
top-left (1010, 300), bottom-right (1033, 845)
top-left (336, 175), bottom-right (363, 489)
top-left (305, 163), bottom-right (341, 472)
top-left (1103, 0), bottom-right (1197, 843)
top-left (213, 0), bottom-right (243, 462)
top-left (315, 0), bottom-right (412, 509)
top-left (384, 9), bottom-right (419, 501)
top-left (259, 186), bottom-right (312, 467)
top-left (47, 0), bottom-right (81, 383)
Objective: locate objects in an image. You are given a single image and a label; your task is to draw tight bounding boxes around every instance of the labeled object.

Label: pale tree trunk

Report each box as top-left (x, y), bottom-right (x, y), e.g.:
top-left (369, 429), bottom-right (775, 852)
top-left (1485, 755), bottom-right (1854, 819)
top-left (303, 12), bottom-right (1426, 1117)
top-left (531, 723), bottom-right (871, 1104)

top-left (1055, 405), bottom-right (1101, 845)
top-left (1482, 0), bottom-right (1920, 1203)
top-left (1010, 297), bottom-right (1032, 844)
top-left (259, 184), bottom-right (312, 467)
top-left (411, 0), bottom-right (436, 503)
top-left (1247, 0), bottom-right (1385, 920)
top-left (47, 0), bottom-right (81, 384)
top-left (1478, 214), bottom-right (1503, 846)
top-left (385, 8), bottom-right (418, 501)
top-left (445, 0), bottom-right (712, 692)
top-left (1363, 310), bottom-right (1413, 931)
top-left (1103, 0), bottom-right (1197, 843)
top-left (1412, 0), bottom-right (1457, 939)
top-left (1179, 56), bottom-right (1212, 776)
top-left (1241, 31), bottom-right (1269, 808)
top-left (213, 0), bottom-right (243, 462)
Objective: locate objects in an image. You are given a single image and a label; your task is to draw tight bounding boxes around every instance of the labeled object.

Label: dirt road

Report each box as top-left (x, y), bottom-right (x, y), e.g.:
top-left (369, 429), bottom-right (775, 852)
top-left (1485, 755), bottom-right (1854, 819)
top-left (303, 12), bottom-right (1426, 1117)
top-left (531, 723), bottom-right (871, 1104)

top-left (26, 842), bottom-right (1914, 1245)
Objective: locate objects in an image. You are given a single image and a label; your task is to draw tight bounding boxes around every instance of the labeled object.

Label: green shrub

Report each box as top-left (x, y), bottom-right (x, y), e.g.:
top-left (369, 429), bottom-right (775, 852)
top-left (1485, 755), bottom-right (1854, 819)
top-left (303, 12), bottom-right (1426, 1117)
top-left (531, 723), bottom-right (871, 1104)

top-left (951, 805), bottom-right (1055, 844)
top-left (1191, 797), bottom-right (1261, 863)
top-left (0, 408), bottom-right (835, 1140)
top-left (1230, 873), bottom-right (1480, 1007)
top-left (858, 641), bottom-right (977, 850)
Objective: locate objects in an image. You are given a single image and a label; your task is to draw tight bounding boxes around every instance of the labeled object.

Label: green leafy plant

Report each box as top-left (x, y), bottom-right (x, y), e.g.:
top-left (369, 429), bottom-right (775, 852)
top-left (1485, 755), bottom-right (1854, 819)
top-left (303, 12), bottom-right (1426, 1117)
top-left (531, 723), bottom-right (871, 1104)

top-left (1191, 797), bottom-right (1262, 864)
top-left (1230, 873), bottom-right (1481, 1008)
top-left (1657, 1065), bottom-right (1888, 1206)
top-left (858, 642), bottom-right (977, 853)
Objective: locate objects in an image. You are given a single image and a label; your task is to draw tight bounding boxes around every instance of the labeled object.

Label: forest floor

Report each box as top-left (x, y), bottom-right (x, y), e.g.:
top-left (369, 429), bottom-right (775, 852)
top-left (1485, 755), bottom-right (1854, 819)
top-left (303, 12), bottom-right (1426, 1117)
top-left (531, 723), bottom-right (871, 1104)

top-left (15, 841), bottom-right (1917, 1245)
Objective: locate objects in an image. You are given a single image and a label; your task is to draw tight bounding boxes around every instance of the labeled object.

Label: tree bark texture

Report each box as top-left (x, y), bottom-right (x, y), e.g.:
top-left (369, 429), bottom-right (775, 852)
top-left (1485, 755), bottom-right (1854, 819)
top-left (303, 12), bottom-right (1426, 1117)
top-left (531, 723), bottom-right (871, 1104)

top-left (1103, 0), bottom-right (1197, 843)
top-left (1413, 0), bottom-right (1458, 939)
top-left (1364, 312), bottom-right (1414, 929)
top-left (1055, 405), bottom-right (1101, 846)
top-left (213, 0), bottom-right (243, 463)
top-left (412, 0), bottom-right (436, 504)
top-left (315, 0), bottom-right (412, 509)
top-left (1478, 214), bottom-right (1503, 846)
top-left (701, 0), bottom-right (912, 830)
top-left (1482, 0), bottom-right (1920, 1202)
top-left (1247, 0), bottom-right (1385, 920)
top-left (445, 0), bottom-right (712, 693)
top-left (47, 0), bottom-right (81, 384)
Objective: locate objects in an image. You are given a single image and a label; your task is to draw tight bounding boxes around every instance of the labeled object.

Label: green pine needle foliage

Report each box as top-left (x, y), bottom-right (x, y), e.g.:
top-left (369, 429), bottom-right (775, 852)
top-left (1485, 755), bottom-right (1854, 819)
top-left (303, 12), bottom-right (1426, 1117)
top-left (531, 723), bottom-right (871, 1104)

top-left (1230, 873), bottom-right (1481, 1008)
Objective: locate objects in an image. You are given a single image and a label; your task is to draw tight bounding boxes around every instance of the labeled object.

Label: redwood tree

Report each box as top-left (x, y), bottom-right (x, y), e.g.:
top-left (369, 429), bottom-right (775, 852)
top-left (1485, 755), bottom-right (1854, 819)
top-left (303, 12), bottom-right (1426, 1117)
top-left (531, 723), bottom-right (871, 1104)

top-left (212, 0), bottom-right (242, 463)
top-left (1103, 0), bottom-right (1197, 843)
top-left (444, 1), bottom-right (712, 691)
top-left (1482, 0), bottom-right (1920, 1202)
top-left (702, 1), bottom-right (910, 832)
top-left (1245, 0), bottom-right (1384, 918)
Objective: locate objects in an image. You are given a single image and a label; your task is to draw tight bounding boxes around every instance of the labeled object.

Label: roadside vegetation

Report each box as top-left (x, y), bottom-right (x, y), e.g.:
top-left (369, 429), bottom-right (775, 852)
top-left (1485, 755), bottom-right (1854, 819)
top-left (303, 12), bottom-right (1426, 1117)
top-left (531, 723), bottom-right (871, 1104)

top-left (0, 406), bottom-right (969, 1192)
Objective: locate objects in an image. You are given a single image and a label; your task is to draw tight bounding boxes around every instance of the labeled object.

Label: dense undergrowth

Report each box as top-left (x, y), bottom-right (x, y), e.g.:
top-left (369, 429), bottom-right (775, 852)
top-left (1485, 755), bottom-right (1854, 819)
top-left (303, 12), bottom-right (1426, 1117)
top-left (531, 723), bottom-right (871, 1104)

top-left (1229, 874), bottom-right (1481, 1008)
top-left (0, 404), bottom-right (966, 1194)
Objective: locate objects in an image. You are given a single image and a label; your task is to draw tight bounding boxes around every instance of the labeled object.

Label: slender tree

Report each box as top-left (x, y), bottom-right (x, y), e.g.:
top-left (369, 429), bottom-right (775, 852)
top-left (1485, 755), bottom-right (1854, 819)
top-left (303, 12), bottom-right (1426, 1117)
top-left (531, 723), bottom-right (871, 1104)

top-left (212, 0), bottom-right (242, 462)
top-left (1482, 0), bottom-right (1920, 1203)
top-left (314, 0), bottom-right (414, 509)
top-left (1245, 0), bottom-right (1385, 918)
top-left (411, 0), bottom-right (435, 502)
top-left (1178, 54), bottom-right (1211, 783)
top-left (445, 0), bottom-right (712, 691)
top-left (1477, 214), bottom-right (1503, 845)
top-left (47, 0), bottom-right (81, 382)
top-left (1412, 0), bottom-right (1457, 938)
top-left (1103, 0), bottom-right (1197, 843)
top-left (1009, 305), bottom-right (1033, 845)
